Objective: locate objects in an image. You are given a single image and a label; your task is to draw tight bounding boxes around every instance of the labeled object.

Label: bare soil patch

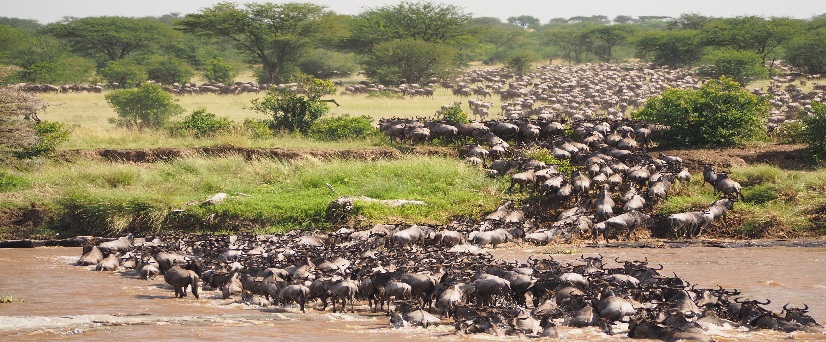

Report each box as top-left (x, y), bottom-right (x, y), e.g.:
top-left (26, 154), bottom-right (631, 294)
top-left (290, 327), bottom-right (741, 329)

top-left (651, 143), bottom-right (810, 171)
top-left (58, 146), bottom-right (457, 163)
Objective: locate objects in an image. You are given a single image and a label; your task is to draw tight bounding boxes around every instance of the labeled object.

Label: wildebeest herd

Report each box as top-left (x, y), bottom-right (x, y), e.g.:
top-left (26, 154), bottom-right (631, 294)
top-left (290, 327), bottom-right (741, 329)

top-left (75, 232), bottom-right (823, 340)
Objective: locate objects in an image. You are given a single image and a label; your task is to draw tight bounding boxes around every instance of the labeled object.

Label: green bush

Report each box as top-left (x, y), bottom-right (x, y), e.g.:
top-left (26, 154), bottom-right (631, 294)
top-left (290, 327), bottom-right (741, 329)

top-left (105, 83), bottom-right (184, 129)
top-left (441, 105), bottom-right (469, 124)
top-left (251, 73), bottom-right (335, 134)
top-left (202, 57), bottom-right (235, 84)
top-left (308, 114), bottom-right (378, 141)
top-left (17, 121), bottom-right (70, 159)
top-left (99, 59), bottom-right (147, 88)
top-left (803, 102), bottom-right (826, 164)
top-left (772, 120), bottom-right (806, 144)
top-left (697, 48), bottom-right (768, 85)
top-left (242, 118), bottom-right (273, 139)
top-left (168, 107), bottom-right (232, 138)
top-left (505, 50), bottom-right (540, 76)
top-left (632, 76), bottom-right (771, 147)
top-left (144, 55), bottom-right (195, 84)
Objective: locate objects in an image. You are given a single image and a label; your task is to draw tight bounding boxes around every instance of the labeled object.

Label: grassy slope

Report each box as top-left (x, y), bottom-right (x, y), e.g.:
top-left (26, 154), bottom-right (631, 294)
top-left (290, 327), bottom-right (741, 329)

top-left (656, 164), bottom-right (826, 238)
top-left (0, 155), bottom-right (508, 238)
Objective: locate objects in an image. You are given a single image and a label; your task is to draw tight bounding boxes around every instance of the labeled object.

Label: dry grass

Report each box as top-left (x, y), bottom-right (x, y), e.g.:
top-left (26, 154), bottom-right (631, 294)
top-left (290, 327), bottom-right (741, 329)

top-left (37, 69), bottom-right (511, 150)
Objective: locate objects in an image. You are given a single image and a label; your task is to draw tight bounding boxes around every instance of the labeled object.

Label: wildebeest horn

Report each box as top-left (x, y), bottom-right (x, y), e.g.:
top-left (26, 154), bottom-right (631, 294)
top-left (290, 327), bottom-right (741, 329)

top-left (726, 288), bottom-right (741, 296)
top-left (803, 303), bottom-right (809, 311)
top-left (758, 299), bottom-right (771, 305)
top-left (734, 297), bottom-right (745, 303)
top-left (783, 303), bottom-right (790, 312)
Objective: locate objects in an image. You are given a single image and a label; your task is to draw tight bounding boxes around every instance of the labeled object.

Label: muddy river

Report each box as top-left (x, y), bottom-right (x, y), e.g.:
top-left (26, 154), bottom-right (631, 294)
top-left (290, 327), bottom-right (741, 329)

top-left (1, 245), bottom-right (825, 341)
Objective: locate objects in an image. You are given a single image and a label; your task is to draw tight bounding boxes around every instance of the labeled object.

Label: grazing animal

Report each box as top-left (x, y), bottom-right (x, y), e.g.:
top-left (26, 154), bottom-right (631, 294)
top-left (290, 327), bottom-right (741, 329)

top-left (164, 264), bottom-right (201, 299)
top-left (604, 211), bottom-right (649, 242)
top-left (669, 211), bottom-right (707, 239)
top-left (508, 170), bottom-right (536, 193)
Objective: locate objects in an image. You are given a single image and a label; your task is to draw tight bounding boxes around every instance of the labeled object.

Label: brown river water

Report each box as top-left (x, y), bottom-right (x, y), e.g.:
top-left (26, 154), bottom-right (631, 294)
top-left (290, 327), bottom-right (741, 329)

top-left (1, 245), bottom-right (825, 341)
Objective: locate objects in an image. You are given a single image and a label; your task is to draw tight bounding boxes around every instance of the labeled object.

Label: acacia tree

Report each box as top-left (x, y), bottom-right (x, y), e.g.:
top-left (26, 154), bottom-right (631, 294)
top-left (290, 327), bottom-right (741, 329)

top-left (634, 30), bottom-right (703, 67)
top-left (785, 27), bottom-right (826, 74)
top-left (362, 39), bottom-right (459, 84)
top-left (350, 1), bottom-right (471, 84)
top-left (351, 1), bottom-right (472, 48)
top-left (471, 17), bottom-right (527, 63)
top-left (178, 2), bottom-right (337, 84)
top-left (44, 16), bottom-right (179, 63)
top-left (544, 23), bottom-right (597, 64)
top-left (702, 16), bottom-right (804, 65)
top-left (585, 24), bottom-right (637, 62)
top-left (507, 15), bottom-right (540, 29)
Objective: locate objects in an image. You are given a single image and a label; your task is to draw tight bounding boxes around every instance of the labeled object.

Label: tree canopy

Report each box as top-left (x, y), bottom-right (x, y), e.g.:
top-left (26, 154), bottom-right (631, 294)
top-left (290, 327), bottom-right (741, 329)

top-left (350, 1), bottom-right (472, 49)
top-left (44, 16), bottom-right (179, 63)
top-left (507, 15), bottom-right (540, 30)
top-left (178, 2), bottom-right (338, 83)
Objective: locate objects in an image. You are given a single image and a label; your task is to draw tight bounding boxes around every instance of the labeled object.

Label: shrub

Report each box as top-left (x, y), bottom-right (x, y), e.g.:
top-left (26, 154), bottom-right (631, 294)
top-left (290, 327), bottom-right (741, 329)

top-left (99, 59), bottom-right (147, 88)
top-left (441, 105), bottom-right (469, 124)
top-left (242, 118), bottom-right (273, 139)
top-left (202, 57), bottom-right (235, 84)
top-left (505, 50), bottom-right (540, 76)
top-left (105, 83), bottom-right (184, 129)
top-left (771, 120), bottom-right (806, 144)
top-left (251, 73), bottom-right (335, 134)
top-left (697, 48), bottom-right (768, 85)
top-left (17, 121), bottom-right (70, 158)
top-left (144, 55), bottom-right (195, 84)
top-left (632, 76), bottom-right (771, 147)
top-left (308, 114), bottom-right (379, 141)
top-left (803, 102), bottom-right (826, 164)
top-left (168, 107), bottom-right (232, 138)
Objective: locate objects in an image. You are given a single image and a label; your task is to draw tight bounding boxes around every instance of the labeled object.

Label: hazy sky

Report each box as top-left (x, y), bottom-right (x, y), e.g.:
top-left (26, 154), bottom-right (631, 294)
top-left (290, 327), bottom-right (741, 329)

top-left (4, 0), bottom-right (825, 24)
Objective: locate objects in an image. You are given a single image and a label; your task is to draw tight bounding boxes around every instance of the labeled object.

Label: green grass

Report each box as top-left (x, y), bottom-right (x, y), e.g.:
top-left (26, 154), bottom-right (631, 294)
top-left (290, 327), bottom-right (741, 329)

top-left (655, 164), bottom-right (826, 238)
top-left (0, 155), bottom-right (508, 237)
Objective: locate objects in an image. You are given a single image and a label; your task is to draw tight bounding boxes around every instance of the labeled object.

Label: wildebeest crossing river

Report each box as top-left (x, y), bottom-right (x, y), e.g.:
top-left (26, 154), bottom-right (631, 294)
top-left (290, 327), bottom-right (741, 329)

top-left (1, 244), bottom-right (825, 341)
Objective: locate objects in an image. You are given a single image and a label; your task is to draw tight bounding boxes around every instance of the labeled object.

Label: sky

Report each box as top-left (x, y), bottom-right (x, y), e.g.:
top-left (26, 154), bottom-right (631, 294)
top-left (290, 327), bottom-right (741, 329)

top-left (3, 0), bottom-right (825, 24)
